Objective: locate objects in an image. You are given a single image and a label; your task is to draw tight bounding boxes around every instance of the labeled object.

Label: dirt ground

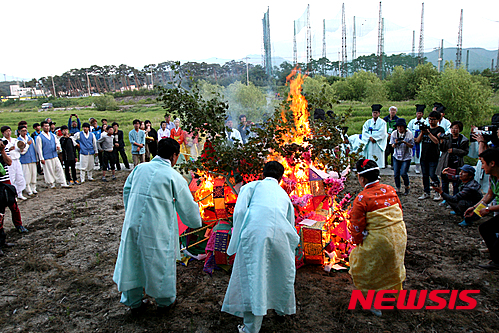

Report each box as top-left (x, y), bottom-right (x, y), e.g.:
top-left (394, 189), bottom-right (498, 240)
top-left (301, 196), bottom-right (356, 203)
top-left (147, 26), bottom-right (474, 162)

top-left (1, 170), bottom-right (499, 333)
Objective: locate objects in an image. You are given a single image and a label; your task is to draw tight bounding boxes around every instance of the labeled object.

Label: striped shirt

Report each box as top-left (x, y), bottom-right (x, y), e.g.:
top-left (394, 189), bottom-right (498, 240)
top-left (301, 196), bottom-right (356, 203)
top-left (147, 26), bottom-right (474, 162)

top-left (0, 154), bottom-right (10, 183)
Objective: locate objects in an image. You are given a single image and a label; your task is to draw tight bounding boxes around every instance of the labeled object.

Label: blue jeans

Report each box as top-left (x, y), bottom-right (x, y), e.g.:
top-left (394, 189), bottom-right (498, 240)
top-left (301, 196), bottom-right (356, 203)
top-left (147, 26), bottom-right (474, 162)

top-left (421, 160), bottom-right (439, 194)
top-left (393, 158), bottom-right (411, 189)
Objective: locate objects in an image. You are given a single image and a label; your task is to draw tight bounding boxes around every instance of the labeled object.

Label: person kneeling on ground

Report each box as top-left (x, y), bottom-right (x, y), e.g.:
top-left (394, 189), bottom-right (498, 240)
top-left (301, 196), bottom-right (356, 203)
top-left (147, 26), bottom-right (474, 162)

top-left (113, 138), bottom-right (202, 315)
top-left (432, 165), bottom-right (482, 226)
top-left (464, 148), bottom-right (499, 270)
top-left (348, 158), bottom-right (407, 317)
top-left (222, 161), bottom-right (299, 333)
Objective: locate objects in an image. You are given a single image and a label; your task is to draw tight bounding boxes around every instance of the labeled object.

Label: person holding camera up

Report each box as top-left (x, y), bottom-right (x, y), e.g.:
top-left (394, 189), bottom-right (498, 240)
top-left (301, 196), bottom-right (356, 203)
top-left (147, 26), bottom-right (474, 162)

top-left (464, 148), bottom-right (499, 270)
top-left (408, 104), bottom-right (427, 174)
top-left (415, 110), bottom-right (445, 200)
top-left (390, 118), bottom-right (414, 196)
top-left (436, 121), bottom-right (469, 203)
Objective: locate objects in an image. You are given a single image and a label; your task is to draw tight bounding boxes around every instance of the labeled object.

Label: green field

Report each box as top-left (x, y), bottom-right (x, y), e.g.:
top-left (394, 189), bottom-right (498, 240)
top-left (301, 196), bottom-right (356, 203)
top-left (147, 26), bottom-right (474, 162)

top-left (1, 99), bottom-right (497, 163)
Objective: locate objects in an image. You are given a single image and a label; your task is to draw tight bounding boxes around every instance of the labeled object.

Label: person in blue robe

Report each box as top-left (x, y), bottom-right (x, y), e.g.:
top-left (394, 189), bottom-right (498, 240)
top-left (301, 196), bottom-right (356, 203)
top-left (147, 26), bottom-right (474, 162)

top-left (113, 138), bottom-right (202, 314)
top-left (222, 161), bottom-right (300, 333)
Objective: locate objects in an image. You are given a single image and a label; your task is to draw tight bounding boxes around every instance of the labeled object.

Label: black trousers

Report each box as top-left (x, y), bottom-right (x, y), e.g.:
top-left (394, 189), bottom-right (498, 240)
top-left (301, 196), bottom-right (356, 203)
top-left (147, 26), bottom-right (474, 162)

top-left (385, 142), bottom-right (394, 167)
top-left (102, 151), bottom-right (116, 171)
top-left (64, 159), bottom-right (77, 182)
top-left (447, 199), bottom-right (480, 223)
top-left (479, 214), bottom-right (499, 264)
top-left (114, 147), bottom-right (130, 170)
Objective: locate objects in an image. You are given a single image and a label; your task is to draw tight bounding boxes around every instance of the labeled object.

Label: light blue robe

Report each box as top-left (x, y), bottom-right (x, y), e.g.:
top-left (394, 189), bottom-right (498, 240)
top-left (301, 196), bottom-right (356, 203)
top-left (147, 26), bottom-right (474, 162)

top-left (222, 177), bottom-right (300, 317)
top-left (113, 156), bottom-right (202, 299)
top-left (348, 134), bottom-right (363, 153)
top-left (361, 118), bottom-right (387, 168)
top-left (408, 117), bottom-right (426, 165)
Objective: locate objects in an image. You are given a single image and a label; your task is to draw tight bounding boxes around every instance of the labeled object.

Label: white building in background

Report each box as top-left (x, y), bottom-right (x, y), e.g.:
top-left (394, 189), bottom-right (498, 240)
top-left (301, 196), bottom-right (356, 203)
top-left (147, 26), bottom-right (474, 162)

top-left (10, 84), bottom-right (45, 98)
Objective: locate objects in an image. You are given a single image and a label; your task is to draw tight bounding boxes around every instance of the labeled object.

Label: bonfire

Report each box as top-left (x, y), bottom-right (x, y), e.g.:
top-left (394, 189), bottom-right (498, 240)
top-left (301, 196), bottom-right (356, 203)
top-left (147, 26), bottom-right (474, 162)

top-left (173, 68), bottom-right (355, 273)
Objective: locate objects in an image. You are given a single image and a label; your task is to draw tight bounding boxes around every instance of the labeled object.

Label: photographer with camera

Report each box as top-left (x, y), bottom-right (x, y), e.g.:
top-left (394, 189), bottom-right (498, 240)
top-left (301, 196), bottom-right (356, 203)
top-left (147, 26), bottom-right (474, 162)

top-left (437, 121), bottom-right (469, 202)
top-left (390, 118), bottom-right (414, 195)
top-left (463, 148), bottom-right (499, 270)
top-left (415, 111), bottom-right (445, 200)
top-left (408, 104), bottom-right (426, 174)
top-left (433, 165), bottom-right (482, 226)
top-left (470, 114), bottom-right (499, 194)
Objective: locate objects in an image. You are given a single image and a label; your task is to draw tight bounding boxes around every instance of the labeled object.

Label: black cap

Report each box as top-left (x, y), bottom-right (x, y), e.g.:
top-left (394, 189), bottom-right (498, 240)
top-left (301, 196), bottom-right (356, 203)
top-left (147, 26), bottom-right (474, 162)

top-left (433, 102), bottom-right (443, 109)
top-left (415, 104), bottom-right (426, 113)
top-left (395, 118), bottom-right (407, 128)
top-left (371, 104), bottom-right (382, 112)
top-left (437, 105), bottom-right (446, 114)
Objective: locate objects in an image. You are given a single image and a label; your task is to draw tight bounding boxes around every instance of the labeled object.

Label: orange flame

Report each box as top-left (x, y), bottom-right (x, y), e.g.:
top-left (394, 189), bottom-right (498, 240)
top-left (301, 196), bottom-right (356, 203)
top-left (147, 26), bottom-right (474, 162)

top-left (194, 172), bottom-right (214, 219)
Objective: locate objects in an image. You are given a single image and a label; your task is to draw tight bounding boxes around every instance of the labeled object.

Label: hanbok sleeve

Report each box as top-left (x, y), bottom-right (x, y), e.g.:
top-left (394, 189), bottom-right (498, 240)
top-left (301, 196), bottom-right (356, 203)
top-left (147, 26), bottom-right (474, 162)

top-left (348, 191), bottom-right (368, 245)
top-left (173, 179), bottom-right (202, 229)
top-left (227, 183), bottom-right (254, 256)
top-left (36, 135), bottom-right (44, 161)
top-left (123, 169), bottom-right (134, 211)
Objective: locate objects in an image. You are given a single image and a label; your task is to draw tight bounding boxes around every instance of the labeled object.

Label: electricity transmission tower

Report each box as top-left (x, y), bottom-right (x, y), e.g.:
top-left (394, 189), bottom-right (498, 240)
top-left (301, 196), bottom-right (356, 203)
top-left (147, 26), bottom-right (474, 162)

top-left (293, 22), bottom-right (297, 65)
top-left (456, 9), bottom-right (463, 69)
top-left (341, 3), bottom-right (348, 77)
top-left (352, 16), bottom-right (356, 61)
top-left (322, 19), bottom-right (326, 59)
top-left (376, 2), bottom-right (383, 78)
top-left (262, 7), bottom-right (272, 77)
top-left (306, 4), bottom-right (312, 65)
top-left (418, 3), bottom-right (425, 65)
top-left (412, 30), bottom-right (416, 67)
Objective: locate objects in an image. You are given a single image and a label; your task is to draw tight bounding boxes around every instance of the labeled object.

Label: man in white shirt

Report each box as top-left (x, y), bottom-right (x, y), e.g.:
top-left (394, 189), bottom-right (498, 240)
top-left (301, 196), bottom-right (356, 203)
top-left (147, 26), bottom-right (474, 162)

top-left (36, 121), bottom-right (69, 188)
top-left (164, 114), bottom-right (175, 131)
top-left (1, 126), bottom-right (26, 199)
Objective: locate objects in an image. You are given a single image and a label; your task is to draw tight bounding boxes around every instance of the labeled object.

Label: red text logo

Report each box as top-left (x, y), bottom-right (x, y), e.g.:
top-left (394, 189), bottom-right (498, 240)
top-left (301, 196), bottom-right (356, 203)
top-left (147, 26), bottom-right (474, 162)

top-left (348, 290), bottom-right (480, 310)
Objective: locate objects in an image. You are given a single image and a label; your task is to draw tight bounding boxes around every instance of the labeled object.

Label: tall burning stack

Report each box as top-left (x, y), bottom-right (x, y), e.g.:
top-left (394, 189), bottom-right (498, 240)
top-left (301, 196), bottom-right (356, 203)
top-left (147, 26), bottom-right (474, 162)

top-left (186, 68), bottom-right (355, 273)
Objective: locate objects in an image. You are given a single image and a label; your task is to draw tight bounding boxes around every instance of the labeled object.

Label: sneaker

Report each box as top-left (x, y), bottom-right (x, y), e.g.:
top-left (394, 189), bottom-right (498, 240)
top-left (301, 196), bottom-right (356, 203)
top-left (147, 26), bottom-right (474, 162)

top-left (61, 184), bottom-right (71, 188)
top-left (50, 184), bottom-right (56, 189)
top-left (27, 192), bottom-right (33, 196)
top-left (69, 180), bottom-right (74, 185)
top-left (418, 193), bottom-right (430, 200)
top-left (237, 325), bottom-right (246, 333)
top-left (433, 193), bottom-right (443, 201)
top-left (396, 188), bottom-right (402, 195)
top-left (18, 194), bottom-right (27, 200)
top-left (112, 176), bottom-right (116, 180)
top-left (74, 180), bottom-right (81, 185)
top-left (478, 262), bottom-right (499, 271)
top-left (450, 211), bottom-right (456, 215)
top-left (32, 190), bottom-right (38, 194)
top-left (458, 220), bottom-right (472, 227)
top-left (404, 186), bottom-right (410, 196)
top-left (16, 225), bottom-right (28, 233)
top-left (88, 178), bottom-right (95, 181)
top-left (101, 177), bottom-right (108, 182)
top-left (439, 200), bottom-right (447, 206)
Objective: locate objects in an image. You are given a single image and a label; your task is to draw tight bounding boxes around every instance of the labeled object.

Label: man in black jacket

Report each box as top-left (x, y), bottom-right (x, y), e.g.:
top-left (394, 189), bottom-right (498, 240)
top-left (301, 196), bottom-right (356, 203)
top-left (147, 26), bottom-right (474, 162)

top-left (112, 122), bottom-right (130, 170)
top-left (60, 125), bottom-right (79, 185)
top-left (433, 164), bottom-right (482, 226)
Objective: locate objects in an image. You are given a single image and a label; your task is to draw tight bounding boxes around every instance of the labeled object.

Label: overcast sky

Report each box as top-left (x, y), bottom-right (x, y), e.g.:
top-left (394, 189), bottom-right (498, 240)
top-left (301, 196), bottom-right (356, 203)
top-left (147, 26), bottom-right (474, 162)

top-left (1, 0), bottom-right (498, 80)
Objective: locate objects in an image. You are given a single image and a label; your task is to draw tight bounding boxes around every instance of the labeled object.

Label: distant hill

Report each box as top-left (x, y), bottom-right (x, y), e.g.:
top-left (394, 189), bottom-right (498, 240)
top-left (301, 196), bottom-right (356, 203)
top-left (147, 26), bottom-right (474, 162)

top-left (424, 47), bottom-right (498, 72)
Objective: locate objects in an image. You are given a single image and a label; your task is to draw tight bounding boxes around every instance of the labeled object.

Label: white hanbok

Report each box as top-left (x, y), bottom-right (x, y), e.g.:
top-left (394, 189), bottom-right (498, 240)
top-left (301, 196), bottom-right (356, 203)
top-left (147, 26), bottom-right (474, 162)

top-left (361, 118), bottom-right (388, 168)
top-left (73, 131), bottom-right (98, 181)
top-left (4, 137), bottom-right (26, 195)
top-left (407, 117), bottom-right (426, 165)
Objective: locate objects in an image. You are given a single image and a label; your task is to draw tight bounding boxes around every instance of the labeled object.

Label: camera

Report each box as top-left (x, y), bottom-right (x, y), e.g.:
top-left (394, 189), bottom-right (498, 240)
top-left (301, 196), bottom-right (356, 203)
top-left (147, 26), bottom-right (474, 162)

top-left (1, 139), bottom-right (8, 146)
top-left (415, 120), bottom-right (430, 132)
top-left (471, 113), bottom-right (499, 145)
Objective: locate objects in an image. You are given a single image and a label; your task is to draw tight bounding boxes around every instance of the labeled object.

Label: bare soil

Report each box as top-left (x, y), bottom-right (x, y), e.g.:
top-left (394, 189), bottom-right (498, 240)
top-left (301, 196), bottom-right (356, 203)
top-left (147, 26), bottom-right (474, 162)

top-left (1, 172), bottom-right (499, 333)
